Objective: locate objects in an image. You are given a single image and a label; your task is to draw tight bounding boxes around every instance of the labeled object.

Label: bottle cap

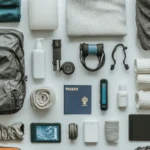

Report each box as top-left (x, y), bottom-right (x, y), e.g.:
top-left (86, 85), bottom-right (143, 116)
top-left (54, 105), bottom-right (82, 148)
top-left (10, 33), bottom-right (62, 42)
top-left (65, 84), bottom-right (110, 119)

top-left (119, 84), bottom-right (127, 91)
top-left (36, 38), bottom-right (44, 49)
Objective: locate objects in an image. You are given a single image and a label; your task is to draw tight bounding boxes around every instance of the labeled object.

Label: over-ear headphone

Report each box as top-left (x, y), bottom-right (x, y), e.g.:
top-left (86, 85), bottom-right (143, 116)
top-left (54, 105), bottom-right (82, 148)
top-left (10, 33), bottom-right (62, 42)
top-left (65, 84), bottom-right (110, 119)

top-left (80, 43), bottom-right (105, 72)
top-left (110, 44), bottom-right (129, 71)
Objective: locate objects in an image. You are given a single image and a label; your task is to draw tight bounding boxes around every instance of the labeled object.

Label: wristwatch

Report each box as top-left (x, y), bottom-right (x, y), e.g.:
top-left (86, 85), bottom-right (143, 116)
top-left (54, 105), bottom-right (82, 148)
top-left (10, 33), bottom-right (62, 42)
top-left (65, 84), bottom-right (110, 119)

top-left (136, 146), bottom-right (150, 150)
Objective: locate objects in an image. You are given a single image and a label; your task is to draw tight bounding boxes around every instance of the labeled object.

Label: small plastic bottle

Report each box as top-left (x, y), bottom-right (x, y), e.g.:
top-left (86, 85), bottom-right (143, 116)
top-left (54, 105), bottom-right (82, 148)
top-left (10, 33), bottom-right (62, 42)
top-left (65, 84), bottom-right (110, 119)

top-left (32, 38), bottom-right (45, 79)
top-left (117, 84), bottom-right (128, 108)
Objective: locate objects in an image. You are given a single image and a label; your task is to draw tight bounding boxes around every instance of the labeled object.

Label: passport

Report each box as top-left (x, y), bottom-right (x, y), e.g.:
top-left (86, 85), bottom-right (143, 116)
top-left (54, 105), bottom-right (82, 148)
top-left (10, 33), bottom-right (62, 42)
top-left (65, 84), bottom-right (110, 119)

top-left (64, 85), bottom-right (92, 114)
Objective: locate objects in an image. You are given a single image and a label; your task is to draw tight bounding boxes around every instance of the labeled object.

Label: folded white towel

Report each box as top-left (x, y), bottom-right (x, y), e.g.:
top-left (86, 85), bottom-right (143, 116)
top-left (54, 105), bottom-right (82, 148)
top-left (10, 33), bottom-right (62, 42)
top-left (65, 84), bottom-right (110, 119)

top-left (66, 0), bottom-right (127, 36)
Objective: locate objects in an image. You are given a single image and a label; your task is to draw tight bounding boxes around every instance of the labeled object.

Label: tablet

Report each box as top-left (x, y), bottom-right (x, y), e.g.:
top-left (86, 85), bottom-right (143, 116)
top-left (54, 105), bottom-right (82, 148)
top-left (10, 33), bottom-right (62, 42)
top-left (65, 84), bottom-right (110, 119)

top-left (129, 115), bottom-right (150, 141)
top-left (31, 123), bottom-right (61, 143)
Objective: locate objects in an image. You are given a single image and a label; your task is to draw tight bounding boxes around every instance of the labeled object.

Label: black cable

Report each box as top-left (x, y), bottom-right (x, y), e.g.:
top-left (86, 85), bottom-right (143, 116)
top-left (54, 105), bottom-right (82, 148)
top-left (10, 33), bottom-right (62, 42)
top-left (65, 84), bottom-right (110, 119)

top-left (80, 46), bottom-right (105, 72)
top-left (110, 44), bottom-right (129, 70)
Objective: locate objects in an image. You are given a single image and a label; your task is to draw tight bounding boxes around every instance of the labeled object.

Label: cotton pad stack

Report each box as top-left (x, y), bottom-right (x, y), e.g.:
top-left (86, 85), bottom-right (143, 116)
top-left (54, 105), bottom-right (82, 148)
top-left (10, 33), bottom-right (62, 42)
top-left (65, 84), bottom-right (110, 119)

top-left (135, 59), bottom-right (150, 110)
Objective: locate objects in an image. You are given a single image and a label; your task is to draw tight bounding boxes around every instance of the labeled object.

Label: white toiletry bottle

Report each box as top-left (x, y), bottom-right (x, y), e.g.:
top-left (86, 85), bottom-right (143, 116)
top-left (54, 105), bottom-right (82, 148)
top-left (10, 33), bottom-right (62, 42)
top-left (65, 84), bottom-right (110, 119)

top-left (32, 38), bottom-right (45, 79)
top-left (117, 84), bottom-right (128, 108)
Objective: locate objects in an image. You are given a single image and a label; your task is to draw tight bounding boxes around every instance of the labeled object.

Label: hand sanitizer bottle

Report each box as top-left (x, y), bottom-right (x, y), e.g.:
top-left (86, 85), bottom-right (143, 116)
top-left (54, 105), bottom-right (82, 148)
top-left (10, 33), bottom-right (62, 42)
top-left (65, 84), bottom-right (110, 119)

top-left (32, 38), bottom-right (45, 79)
top-left (117, 84), bottom-right (128, 108)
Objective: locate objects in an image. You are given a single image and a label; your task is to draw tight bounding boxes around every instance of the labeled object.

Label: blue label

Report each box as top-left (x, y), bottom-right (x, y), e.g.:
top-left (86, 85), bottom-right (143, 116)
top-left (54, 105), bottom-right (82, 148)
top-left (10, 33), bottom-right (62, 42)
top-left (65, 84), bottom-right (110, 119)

top-left (102, 83), bottom-right (106, 105)
top-left (88, 45), bottom-right (97, 55)
top-left (36, 126), bottom-right (59, 141)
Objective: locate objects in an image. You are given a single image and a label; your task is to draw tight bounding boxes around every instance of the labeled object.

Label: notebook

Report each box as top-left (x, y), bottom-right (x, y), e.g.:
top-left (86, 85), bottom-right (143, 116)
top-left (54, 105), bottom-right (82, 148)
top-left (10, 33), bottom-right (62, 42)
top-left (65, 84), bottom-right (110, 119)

top-left (64, 85), bottom-right (91, 114)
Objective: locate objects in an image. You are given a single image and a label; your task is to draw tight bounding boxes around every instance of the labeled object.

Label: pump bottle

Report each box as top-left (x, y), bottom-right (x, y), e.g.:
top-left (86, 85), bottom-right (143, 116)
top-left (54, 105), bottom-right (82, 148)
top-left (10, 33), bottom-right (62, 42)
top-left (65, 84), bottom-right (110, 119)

top-left (117, 84), bottom-right (128, 108)
top-left (32, 38), bottom-right (45, 79)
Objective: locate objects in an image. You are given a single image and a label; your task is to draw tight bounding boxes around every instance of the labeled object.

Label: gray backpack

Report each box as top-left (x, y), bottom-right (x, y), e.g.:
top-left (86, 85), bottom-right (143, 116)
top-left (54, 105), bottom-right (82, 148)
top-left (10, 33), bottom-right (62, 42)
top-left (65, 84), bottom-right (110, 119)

top-left (0, 29), bottom-right (26, 114)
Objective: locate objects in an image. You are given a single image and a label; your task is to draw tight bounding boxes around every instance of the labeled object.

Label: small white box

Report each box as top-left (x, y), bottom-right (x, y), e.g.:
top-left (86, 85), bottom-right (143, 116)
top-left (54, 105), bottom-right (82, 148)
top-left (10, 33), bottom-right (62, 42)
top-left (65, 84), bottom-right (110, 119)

top-left (84, 121), bottom-right (99, 143)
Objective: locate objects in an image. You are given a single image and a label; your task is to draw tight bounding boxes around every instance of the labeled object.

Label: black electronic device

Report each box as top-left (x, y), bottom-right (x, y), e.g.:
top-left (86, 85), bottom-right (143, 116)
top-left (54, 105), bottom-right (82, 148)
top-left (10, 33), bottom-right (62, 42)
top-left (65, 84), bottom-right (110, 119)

top-left (129, 115), bottom-right (150, 141)
top-left (60, 62), bottom-right (75, 75)
top-left (52, 40), bottom-right (75, 75)
top-left (80, 43), bottom-right (105, 72)
top-left (31, 123), bottom-right (61, 143)
top-left (100, 79), bottom-right (108, 111)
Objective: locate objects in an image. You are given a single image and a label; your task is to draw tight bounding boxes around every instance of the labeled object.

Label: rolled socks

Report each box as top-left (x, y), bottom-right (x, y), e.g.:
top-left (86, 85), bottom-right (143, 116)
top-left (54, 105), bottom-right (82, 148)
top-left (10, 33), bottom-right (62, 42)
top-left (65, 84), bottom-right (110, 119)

top-left (135, 59), bottom-right (150, 74)
top-left (136, 91), bottom-right (150, 109)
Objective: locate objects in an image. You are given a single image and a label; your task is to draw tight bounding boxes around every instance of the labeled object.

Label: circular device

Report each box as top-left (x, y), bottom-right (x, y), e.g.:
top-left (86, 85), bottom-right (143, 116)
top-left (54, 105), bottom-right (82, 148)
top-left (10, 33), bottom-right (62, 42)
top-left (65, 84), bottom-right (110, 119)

top-left (60, 62), bottom-right (75, 75)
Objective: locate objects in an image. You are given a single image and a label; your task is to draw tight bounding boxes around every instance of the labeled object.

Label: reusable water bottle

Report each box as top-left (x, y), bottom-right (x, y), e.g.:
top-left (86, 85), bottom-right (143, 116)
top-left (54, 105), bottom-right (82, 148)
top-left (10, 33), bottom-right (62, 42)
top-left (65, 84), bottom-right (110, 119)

top-left (32, 38), bottom-right (46, 79)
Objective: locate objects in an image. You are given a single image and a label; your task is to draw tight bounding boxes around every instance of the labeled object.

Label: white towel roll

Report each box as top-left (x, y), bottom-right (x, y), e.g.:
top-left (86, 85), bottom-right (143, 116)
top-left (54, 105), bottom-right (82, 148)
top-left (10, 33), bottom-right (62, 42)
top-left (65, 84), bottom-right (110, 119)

top-left (136, 90), bottom-right (150, 109)
top-left (137, 74), bottom-right (150, 84)
top-left (30, 86), bottom-right (55, 111)
top-left (135, 59), bottom-right (150, 74)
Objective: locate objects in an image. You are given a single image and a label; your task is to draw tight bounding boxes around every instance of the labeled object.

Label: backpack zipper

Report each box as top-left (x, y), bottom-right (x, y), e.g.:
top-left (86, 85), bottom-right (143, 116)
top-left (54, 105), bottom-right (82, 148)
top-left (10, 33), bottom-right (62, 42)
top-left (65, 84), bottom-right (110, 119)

top-left (0, 46), bottom-right (24, 81)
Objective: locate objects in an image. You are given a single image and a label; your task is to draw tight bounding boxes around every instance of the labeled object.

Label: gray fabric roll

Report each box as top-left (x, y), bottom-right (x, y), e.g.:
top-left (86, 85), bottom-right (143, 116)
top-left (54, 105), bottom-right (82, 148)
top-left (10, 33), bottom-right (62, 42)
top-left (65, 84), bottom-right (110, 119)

top-left (136, 0), bottom-right (150, 51)
top-left (30, 86), bottom-right (55, 111)
top-left (0, 122), bottom-right (24, 141)
top-left (105, 121), bottom-right (119, 142)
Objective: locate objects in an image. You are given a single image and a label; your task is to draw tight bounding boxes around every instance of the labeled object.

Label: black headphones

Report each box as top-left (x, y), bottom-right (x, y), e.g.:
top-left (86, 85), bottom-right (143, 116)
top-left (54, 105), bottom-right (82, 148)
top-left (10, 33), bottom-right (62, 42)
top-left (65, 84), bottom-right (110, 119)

top-left (80, 43), bottom-right (105, 72)
top-left (110, 44), bottom-right (129, 70)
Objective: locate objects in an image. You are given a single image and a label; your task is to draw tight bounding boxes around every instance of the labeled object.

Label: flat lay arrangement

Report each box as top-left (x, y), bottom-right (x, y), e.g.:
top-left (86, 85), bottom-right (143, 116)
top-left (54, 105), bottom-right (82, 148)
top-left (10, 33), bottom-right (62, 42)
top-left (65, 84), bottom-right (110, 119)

top-left (0, 0), bottom-right (149, 150)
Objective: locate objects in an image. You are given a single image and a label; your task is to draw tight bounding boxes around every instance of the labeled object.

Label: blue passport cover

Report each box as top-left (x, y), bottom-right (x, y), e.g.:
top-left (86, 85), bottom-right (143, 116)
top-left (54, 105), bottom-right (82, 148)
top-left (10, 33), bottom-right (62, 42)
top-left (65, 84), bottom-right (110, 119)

top-left (64, 85), bottom-right (91, 114)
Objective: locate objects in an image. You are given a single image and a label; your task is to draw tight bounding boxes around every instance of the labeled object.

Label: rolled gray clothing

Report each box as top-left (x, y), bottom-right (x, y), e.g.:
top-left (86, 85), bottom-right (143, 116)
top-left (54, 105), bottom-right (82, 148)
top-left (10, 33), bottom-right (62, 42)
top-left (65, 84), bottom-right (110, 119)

top-left (30, 87), bottom-right (55, 111)
top-left (0, 122), bottom-right (24, 141)
top-left (105, 121), bottom-right (119, 142)
top-left (136, 0), bottom-right (150, 51)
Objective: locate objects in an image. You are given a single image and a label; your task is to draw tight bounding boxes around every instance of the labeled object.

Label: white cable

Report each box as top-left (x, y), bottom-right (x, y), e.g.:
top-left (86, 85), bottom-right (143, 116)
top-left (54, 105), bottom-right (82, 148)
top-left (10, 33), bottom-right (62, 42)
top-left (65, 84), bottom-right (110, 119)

top-left (137, 74), bottom-right (150, 84)
top-left (135, 59), bottom-right (150, 74)
top-left (30, 86), bottom-right (55, 111)
top-left (136, 90), bottom-right (150, 109)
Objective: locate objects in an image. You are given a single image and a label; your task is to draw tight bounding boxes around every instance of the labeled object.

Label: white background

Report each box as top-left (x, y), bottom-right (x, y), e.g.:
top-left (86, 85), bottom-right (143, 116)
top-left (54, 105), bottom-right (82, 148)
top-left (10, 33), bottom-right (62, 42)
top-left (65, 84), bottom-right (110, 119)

top-left (0, 0), bottom-right (150, 150)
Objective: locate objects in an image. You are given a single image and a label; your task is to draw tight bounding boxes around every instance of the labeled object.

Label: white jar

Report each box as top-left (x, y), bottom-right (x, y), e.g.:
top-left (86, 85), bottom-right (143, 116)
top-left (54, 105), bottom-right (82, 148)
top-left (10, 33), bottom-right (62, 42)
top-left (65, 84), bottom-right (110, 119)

top-left (32, 38), bottom-right (45, 79)
top-left (117, 84), bottom-right (128, 108)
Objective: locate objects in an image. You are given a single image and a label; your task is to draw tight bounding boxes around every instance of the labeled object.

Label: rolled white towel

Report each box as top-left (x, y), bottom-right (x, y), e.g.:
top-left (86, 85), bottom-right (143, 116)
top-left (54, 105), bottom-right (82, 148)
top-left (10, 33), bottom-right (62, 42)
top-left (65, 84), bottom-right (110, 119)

top-left (30, 86), bottom-right (55, 111)
top-left (135, 59), bottom-right (150, 74)
top-left (136, 90), bottom-right (150, 109)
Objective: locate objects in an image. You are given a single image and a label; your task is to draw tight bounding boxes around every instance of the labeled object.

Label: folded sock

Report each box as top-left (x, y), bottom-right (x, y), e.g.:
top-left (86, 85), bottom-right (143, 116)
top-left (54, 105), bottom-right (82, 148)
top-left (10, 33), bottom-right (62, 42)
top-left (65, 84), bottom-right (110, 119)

top-left (105, 121), bottom-right (119, 143)
top-left (66, 0), bottom-right (127, 36)
top-left (136, 91), bottom-right (150, 109)
top-left (135, 59), bottom-right (150, 74)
